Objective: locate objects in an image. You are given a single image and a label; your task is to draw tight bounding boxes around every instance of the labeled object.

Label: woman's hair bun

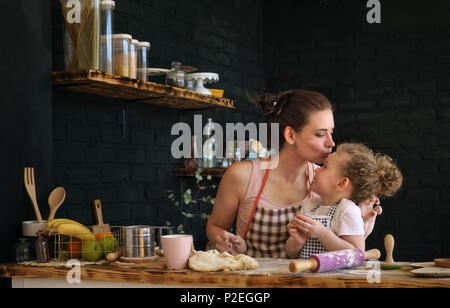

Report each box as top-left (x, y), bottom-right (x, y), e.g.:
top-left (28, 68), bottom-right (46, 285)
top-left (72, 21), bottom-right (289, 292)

top-left (251, 93), bottom-right (281, 117)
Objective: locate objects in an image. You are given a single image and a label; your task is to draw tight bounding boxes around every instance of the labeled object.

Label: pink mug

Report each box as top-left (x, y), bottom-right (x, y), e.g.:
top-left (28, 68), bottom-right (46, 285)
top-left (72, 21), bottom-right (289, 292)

top-left (161, 234), bottom-right (193, 270)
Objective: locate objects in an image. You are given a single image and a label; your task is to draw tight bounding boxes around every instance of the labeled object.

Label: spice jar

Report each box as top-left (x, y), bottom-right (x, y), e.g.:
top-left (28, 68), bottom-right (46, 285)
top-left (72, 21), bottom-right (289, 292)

top-left (35, 231), bottom-right (51, 263)
top-left (137, 41), bottom-right (151, 81)
top-left (112, 34), bottom-right (132, 77)
top-left (129, 39), bottom-right (138, 79)
top-left (61, 0), bottom-right (101, 70)
top-left (100, 0), bottom-right (115, 74)
top-left (166, 61), bottom-right (185, 88)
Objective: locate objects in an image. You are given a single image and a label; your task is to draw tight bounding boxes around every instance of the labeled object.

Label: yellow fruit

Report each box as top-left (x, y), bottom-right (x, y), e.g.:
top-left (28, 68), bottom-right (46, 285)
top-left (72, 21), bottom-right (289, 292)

top-left (46, 219), bottom-right (86, 232)
top-left (55, 223), bottom-right (95, 242)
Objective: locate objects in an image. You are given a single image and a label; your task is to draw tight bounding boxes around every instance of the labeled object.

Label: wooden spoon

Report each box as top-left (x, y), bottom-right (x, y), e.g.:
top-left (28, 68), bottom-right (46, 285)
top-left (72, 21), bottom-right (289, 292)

top-left (48, 187), bottom-right (66, 220)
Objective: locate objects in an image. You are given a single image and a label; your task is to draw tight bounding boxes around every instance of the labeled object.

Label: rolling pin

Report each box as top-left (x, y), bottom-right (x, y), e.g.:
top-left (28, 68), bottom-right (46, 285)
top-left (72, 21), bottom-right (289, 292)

top-left (289, 248), bottom-right (381, 273)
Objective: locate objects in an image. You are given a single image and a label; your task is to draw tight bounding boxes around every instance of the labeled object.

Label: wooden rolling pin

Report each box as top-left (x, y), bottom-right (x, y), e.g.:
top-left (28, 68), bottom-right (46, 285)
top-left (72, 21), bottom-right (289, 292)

top-left (289, 248), bottom-right (381, 273)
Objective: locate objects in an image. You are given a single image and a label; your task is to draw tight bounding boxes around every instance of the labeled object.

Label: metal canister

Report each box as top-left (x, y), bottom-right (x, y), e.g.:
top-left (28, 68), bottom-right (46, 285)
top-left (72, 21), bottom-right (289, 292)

top-left (123, 226), bottom-right (154, 258)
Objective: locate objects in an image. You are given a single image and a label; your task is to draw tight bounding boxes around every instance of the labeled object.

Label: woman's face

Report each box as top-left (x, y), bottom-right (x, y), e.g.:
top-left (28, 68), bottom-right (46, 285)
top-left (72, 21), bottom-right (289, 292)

top-left (293, 109), bottom-right (335, 164)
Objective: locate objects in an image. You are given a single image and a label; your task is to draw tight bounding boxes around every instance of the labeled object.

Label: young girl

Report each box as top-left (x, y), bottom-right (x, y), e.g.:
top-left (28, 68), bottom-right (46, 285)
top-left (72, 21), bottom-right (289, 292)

top-left (285, 143), bottom-right (403, 259)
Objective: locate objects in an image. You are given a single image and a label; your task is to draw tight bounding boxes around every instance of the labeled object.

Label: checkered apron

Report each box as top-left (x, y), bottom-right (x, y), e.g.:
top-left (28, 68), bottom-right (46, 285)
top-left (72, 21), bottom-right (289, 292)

top-left (243, 167), bottom-right (304, 258)
top-left (298, 204), bottom-right (339, 260)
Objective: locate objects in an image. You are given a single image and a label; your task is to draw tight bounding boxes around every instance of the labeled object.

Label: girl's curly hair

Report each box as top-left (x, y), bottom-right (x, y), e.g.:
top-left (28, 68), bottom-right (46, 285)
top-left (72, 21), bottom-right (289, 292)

top-left (337, 143), bottom-right (403, 204)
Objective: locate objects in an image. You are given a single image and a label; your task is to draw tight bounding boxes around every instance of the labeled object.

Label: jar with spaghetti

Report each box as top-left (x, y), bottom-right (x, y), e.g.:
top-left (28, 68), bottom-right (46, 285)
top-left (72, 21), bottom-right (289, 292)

top-left (61, 0), bottom-right (101, 70)
top-left (129, 39), bottom-right (138, 79)
top-left (137, 41), bottom-right (151, 81)
top-left (112, 34), bottom-right (132, 77)
top-left (100, 0), bottom-right (115, 74)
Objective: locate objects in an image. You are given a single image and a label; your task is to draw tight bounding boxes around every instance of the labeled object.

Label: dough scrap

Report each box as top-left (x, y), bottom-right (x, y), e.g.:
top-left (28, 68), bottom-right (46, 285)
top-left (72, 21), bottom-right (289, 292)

top-left (188, 250), bottom-right (258, 272)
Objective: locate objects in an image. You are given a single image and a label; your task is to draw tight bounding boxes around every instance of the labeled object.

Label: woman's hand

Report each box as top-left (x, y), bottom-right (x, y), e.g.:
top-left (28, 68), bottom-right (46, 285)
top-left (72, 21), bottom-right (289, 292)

top-left (291, 215), bottom-right (326, 238)
top-left (358, 195), bottom-right (383, 239)
top-left (215, 231), bottom-right (247, 255)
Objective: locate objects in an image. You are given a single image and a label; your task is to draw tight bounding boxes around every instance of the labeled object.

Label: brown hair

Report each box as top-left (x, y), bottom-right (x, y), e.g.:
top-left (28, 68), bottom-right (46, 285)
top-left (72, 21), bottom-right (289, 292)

top-left (337, 143), bottom-right (403, 204)
top-left (252, 89), bottom-right (333, 148)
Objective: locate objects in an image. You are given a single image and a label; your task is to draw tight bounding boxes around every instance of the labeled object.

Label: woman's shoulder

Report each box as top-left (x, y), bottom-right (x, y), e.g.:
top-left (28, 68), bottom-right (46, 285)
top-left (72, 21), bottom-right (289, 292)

top-left (222, 160), bottom-right (254, 200)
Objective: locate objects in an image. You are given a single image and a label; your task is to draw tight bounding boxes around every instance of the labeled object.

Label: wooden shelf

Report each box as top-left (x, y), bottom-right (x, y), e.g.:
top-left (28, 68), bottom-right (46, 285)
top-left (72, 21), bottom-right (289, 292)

top-left (174, 168), bottom-right (227, 177)
top-left (52, 70), bottom-right (235, 110)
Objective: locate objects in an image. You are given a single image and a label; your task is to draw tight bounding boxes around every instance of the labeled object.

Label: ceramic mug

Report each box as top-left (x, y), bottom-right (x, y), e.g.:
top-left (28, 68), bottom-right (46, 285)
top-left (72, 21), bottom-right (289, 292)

top-left (161, 234), bottom-right (193, 270)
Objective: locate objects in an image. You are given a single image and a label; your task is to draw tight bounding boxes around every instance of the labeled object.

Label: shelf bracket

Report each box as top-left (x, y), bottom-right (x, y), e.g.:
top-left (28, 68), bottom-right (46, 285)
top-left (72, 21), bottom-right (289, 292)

top-left (122, 102), bottom-right (128, 140)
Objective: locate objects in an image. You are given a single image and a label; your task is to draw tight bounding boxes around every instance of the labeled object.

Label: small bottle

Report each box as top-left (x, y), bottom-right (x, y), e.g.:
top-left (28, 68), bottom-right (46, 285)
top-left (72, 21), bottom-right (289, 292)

top-left (35, 231), bottom-right (51, 263)
top-left (202, 118), bottom-right (217, 168)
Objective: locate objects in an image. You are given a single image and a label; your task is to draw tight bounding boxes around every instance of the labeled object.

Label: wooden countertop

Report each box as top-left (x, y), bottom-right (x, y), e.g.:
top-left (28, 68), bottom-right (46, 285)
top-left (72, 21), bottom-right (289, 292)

top-left (1, 259), bottom-right (449, 288)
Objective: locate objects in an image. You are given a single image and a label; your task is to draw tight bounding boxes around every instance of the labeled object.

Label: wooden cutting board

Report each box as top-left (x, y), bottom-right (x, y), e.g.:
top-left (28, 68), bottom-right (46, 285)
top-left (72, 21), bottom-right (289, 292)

top-left (411, 267), bottom-right (450, 277)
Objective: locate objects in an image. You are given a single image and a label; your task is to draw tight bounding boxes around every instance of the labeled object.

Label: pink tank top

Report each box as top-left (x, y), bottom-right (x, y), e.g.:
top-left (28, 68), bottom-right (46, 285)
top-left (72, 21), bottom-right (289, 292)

top-left (235, 159), bottom-right (318, 238)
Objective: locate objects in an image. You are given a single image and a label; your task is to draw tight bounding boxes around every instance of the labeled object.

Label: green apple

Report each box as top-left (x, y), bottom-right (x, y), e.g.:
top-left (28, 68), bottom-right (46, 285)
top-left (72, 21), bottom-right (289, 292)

top-left (98, 236), bottom-right (119, 253)
top-left (82, 240), bottom-right (104, 261)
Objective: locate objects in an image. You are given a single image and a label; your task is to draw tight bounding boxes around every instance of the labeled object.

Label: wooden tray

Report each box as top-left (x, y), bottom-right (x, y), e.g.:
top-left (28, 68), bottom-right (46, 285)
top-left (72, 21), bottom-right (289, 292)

top-left (411, 267), bottom-right (450, 277)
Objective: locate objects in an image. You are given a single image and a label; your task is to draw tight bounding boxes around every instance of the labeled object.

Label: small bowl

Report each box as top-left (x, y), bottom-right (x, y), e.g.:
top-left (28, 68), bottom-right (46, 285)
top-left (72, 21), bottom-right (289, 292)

top-left (209, 89), bottom-right (224, 98)
top-left (434, 258), bottom-right (450, 268)
top-left (22, 220), bottom-right (47, 237)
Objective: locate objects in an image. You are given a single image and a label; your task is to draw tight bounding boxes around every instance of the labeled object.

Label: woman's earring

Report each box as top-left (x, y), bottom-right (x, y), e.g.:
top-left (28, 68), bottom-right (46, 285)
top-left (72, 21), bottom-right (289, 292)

top-left (290, 143), bottom-right (295, 149)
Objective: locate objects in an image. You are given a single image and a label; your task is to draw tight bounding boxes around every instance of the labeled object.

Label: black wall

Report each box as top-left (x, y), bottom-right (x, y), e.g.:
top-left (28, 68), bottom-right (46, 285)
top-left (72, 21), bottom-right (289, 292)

top-left (0, 0), bottom-right (53, 287)
top-left (263, 0), bottom-right (450, 261)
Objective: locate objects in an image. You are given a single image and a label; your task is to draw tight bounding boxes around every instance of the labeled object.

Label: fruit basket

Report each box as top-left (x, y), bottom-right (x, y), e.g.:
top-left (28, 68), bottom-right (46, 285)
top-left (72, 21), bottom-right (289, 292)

top-left (47, 219), bottom-right (124, 262)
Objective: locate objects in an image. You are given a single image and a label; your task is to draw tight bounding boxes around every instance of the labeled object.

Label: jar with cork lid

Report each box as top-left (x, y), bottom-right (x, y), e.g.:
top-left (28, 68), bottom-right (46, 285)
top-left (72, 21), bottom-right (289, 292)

top-left (112, 34), bottom-right (132, 77)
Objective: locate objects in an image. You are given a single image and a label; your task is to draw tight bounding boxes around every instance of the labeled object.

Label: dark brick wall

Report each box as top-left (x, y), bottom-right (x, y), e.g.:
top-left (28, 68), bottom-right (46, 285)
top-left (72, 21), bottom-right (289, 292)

top-left (263, 0), bottom-right (450, 261)
top-left (52, 0), bottom-right (264, 249)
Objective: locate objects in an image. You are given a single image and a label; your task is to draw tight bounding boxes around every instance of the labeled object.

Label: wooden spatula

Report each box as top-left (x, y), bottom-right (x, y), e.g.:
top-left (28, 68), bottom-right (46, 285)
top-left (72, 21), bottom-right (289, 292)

top-left (92, 199), bottom-right (110, 236)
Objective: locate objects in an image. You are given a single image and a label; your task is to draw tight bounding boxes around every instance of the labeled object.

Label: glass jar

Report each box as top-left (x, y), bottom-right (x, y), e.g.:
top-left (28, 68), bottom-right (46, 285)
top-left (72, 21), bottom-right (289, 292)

top-left (12, 238), bottom-right (34, 263)
top-left (112, 34), bottom-right (132, 77)
top-left (100, 0), bottom-right (115, 74)
top-left (137, 41), bottom-right (151, 81)
top-left (129, 39), bottom-right (138, 79)
top-left (166, 61), bottom-right (185, 88)
top-left (61, 0), bottom-right (101, 70)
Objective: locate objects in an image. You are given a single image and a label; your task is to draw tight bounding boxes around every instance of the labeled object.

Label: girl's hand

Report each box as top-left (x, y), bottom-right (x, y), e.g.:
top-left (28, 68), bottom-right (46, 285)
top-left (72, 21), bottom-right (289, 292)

top-left (292, 215), bottom-right (326, 238)
top-left (358, 195), bottom-right (383, 238)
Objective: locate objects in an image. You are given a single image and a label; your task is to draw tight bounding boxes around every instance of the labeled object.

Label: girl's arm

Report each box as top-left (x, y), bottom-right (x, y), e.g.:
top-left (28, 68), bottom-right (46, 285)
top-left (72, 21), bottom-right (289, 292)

top-left (292, 215), bottom-right (365, 252)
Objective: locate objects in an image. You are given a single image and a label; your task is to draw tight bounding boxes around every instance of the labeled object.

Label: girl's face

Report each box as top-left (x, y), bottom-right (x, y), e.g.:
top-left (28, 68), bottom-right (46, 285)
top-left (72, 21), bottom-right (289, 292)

top-left (310, 151), bottom-right (349, 198)
top-left (293, 109), bottom-right (335, 164)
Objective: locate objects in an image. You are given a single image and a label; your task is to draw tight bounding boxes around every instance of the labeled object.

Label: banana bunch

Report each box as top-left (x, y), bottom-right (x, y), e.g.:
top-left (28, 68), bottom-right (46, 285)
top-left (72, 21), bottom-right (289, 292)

top-left (46, 219), bottom-right (95, 242)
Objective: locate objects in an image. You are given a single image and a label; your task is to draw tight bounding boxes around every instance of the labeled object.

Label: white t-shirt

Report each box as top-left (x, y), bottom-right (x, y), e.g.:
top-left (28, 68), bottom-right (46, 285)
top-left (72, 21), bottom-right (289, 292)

top-left (299, 198), bottom-right (365, 237)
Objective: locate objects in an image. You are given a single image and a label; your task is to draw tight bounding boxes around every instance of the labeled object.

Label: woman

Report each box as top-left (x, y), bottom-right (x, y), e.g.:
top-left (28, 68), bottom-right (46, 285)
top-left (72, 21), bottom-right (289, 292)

top-left (206, 89), bottom-right (382, 258)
